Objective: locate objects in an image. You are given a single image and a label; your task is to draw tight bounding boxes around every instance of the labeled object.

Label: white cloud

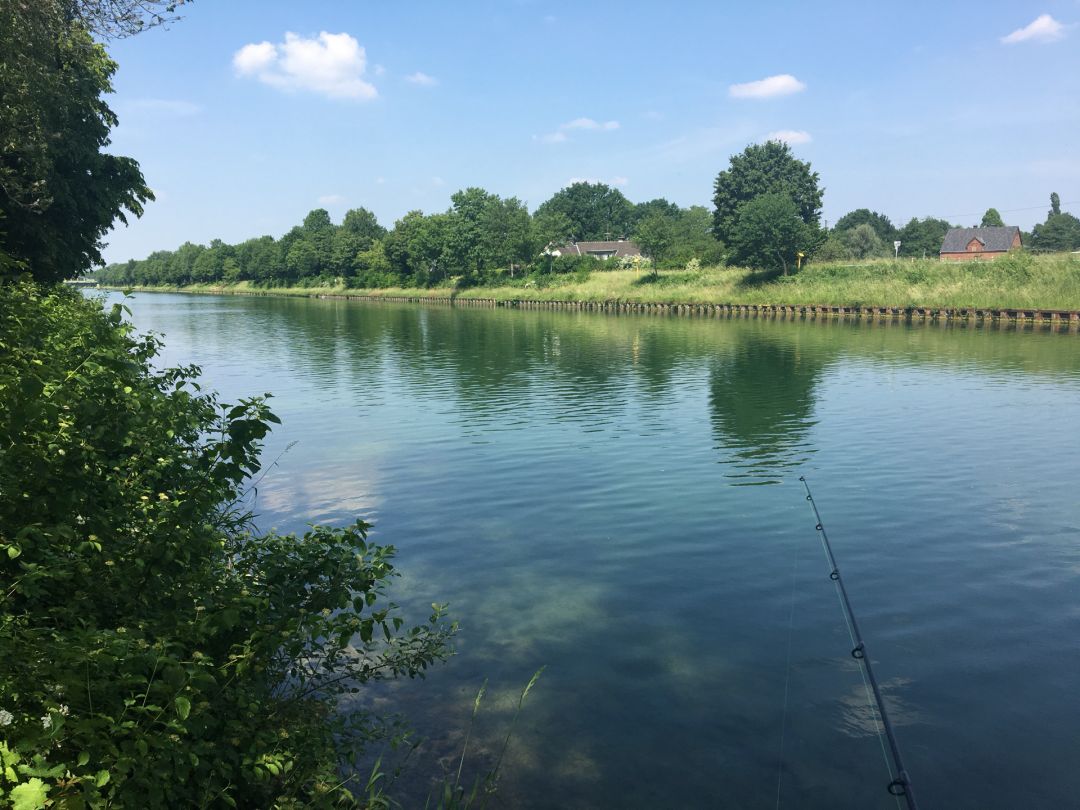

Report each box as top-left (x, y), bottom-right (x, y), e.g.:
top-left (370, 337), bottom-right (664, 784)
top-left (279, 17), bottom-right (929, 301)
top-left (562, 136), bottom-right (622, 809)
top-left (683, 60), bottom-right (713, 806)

top-left (232, 32), bottom-right (377, 100)
top-left (536, 117), bottom-right (620, 144)
top-left (766, 129), bottom-right (812, 145)
top-left (562, 117), bottom-right (619, 131)
top-left (375, 176), bottom-right (386, 184)
top-left (374, 63), bottom-right (386, 76)
top-left (317, 194), bottom-right (346, 206)
top-left (1001, 14), bottom-right (1065, 44)
top-left (537, 131), bottom-right (568, 144)
top-left (728, 74), bottom-right (806, 99)
top-left (431, 176), bottom-right (445, 186)
top-left (405, 71), bottom-right (438, 86)
top-left (126, 98), bottom-right (202, 116)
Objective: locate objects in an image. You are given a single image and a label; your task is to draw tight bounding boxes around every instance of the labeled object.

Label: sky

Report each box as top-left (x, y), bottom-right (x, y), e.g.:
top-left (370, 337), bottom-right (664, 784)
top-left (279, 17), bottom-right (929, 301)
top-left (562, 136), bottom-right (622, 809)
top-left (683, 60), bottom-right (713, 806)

top-left (101, 0), bottom-right (1080, 263)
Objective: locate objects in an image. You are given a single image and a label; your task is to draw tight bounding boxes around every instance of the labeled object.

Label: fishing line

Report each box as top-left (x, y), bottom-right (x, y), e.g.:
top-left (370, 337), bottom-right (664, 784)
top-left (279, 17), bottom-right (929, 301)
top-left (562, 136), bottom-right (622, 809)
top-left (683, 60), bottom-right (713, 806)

top-left (799, 476), bottom-right (919, 810)
top-left (774, 517), bottom-right (801, 809)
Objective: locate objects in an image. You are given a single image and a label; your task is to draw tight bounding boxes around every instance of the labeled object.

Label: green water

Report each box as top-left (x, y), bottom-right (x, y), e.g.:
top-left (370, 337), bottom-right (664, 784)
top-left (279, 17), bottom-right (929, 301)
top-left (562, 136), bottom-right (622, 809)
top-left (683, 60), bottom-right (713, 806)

top-left (106, 292), bottom-right (1080, 808)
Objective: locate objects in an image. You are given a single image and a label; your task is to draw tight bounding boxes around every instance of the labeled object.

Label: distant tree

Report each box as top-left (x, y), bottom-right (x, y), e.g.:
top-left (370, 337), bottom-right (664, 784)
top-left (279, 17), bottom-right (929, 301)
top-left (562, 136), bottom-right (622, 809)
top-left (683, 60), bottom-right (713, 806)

top-left (534, 182), bottom-right (635, 241)
top-left (728, 193), bottom-right (814, 274)
top-left (340, 207), bottom-right (386, 245)
top-left (815, 232), bottom-right (853, 262)
top-left (634, 213), bottom-right (675, 264)
top-left (833, 209), bottom-right (896, 242)
top-left (532, 209), bottom-right (575, 247)
top-left (1050, 192), bottom-right (1061, 217)
top-left (1030, 213), bottom-right (1080, 252)
top-left (286, 239), bottom-right (319, 279)
top-left (712, 141), bottom-right (824, 248)
top-left (843, 223), bottom-right (887, 259)
top-left (670, 205), bottom-right (725, 265)
top-left (0, 0), bottom-right (152, 282)
top-left (480, 196), bottom-right (534, 276)
top-left (632, 198), bottom-right (681, 227)
top-left (980, 208), bottom-right (1005, 227)
top-left (897, 217), bottom-right (953, 258)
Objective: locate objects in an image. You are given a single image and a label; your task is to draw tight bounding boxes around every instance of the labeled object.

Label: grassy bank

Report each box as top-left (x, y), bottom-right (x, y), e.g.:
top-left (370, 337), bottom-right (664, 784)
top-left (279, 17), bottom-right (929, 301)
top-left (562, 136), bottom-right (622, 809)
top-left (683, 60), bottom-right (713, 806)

top-left (102, 254), bottom-right (1080, 311)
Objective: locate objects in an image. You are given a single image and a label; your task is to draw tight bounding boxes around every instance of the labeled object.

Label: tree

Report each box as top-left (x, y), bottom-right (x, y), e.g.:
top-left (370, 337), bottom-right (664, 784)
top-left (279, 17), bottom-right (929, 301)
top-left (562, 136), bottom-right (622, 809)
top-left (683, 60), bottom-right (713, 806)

top-left (1030, 213), bottom-right (1080, 252)
top-left (897, 217), bottom-right (953, 258)
top-left (65, 0), bottom-right (191, 39)
top-left (0, 0), bottom-right (152, 282)
top-left (0, 282), bottom-right (452, 806)
top-left (670, 205), bottom-right (725, 266)
top-left (843, 223), bottom-right (887, 259)
top-left (980, 208), bottom-right (1004, 227)
top-left (534, 182), bottom-right (634, 241)
top-left (728, 193), bottom-right (813, 274)
top-left (1050, 192), bottom-right (1061, 217)
top-left (712, 141), bottom-right (824, 247)
top-left (480, 196), bottom-right (534, 276)
top-left (634, 213), bottom-right (675, 264)
top-left (833, 209), bottom-right (896, 242)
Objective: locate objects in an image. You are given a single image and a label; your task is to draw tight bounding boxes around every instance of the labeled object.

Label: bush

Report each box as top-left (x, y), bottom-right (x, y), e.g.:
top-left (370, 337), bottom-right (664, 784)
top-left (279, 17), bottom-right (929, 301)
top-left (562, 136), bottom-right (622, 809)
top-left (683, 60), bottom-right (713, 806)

top-left (0, 281), bottom-right (453, 808)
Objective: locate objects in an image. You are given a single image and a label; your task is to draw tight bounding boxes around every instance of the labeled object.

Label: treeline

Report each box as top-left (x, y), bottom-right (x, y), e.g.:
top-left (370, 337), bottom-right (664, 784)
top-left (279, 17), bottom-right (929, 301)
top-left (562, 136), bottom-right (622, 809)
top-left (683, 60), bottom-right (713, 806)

top-left (818, 193), bottom-right (1080, 261)
top-left (96, 183), bottom-right (724, 288)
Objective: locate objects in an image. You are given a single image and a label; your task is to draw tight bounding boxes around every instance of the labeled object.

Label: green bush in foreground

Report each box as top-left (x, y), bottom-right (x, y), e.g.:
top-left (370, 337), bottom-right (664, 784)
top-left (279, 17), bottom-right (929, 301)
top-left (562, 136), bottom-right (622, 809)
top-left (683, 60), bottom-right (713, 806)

top-left (0, 281), bottom-right (454, 808)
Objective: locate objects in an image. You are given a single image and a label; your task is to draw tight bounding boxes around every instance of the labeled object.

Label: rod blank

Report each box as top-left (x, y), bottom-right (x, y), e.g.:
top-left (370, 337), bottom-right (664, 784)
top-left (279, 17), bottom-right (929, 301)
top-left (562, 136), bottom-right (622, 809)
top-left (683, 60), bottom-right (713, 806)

top-left (799, 475), bottom-right (919, 810)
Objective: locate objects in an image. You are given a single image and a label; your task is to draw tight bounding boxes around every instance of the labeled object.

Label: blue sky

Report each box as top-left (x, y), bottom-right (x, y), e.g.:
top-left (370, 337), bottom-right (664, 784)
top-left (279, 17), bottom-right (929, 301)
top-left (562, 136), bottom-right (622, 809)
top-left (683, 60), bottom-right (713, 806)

top-left (102, 0), bottom-right (1080, 262)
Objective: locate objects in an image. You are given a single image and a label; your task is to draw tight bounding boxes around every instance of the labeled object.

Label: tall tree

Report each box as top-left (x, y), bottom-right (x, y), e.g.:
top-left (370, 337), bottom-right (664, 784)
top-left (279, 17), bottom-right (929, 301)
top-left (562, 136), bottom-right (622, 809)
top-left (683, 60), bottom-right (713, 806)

top-left (534, 182), bottom-right (634, 241)
top-left (1030, 213), bottom-right (1080, 252)
top-left (980, 208), bottom-right (1004, 227)
top-left (728, 193), bottom-right (813, 274)
top-left (897, 217), bottom-right (953, 258)
top-left (712, 141), bottom-right (824, 247)
top-left (0, 0), bottom-right (152, 282)
top-left (833, 209), bottom-right (896, 242)
top-left (634, 213), bottom-right (675, 264)
top-left (1050, 192), bottom-right (1061, 217)
top-left (843, 223), bottom-right (886, 259)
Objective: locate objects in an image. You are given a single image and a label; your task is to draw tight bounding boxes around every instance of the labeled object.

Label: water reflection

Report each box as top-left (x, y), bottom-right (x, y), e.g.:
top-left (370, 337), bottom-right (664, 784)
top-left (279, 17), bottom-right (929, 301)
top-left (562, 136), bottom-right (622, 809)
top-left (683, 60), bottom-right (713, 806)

top-left (709, 331), bottom-right (822, 484)
top-left (107, 292), bottom-right (1080, 810)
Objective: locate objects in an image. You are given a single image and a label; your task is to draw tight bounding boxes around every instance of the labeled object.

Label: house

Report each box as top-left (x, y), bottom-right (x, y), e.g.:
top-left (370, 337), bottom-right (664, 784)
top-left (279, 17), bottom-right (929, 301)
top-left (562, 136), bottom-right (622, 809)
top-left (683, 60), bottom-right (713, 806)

top-left (546, 239), bottom-right (642, 260)
top-left (939, 226), bottom-right (1022, 260)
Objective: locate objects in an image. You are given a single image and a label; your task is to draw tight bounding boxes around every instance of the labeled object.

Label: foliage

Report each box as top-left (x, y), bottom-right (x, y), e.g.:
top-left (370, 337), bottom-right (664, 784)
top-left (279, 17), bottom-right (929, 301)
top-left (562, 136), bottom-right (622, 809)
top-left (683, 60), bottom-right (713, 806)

top-left (842, 223), bottom-right (888, 260)
top-left (980, 208), bottom-right (1004, 227)
top-left (727, 193), bottom-right (815, 274)
top-left (833, 209), bottom-right (896, 243)
top-left (896, 216), bottom-right (953, 258)
top-left (0, 281), bottom-right (454, 808)
top-left (634, 213), bottom-right (675, 263)
top-left (0, 0), bottom-right (152, 283)
top-left (712, 141), bottom-right (823, 248)
top-left (1050, 192), bottom-right (1061, 217)
top-left (1030, 213), bottom-right (1080, 253)
top-left (67, 0), bottom-right (192, 39)
top-left (533, 182), bottom-right (634, 241)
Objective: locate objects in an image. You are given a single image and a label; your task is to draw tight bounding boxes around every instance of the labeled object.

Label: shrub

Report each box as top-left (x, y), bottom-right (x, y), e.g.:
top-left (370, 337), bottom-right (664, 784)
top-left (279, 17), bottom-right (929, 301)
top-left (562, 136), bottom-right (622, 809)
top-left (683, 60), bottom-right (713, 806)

top-left (0, 281), bottom-right (453, 808)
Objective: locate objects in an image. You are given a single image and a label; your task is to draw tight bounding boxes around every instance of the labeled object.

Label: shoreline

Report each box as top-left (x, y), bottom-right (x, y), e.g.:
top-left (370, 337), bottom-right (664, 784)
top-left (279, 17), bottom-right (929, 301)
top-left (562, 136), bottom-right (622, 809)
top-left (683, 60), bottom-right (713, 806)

top-left (96, 284), bottom-right (1080, 328)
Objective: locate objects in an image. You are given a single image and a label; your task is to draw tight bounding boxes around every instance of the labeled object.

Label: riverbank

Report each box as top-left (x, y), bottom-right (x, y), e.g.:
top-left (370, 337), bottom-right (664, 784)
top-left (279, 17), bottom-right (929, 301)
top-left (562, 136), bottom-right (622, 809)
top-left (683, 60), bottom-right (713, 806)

top-left (100, 254), bottom-right (1080, 317)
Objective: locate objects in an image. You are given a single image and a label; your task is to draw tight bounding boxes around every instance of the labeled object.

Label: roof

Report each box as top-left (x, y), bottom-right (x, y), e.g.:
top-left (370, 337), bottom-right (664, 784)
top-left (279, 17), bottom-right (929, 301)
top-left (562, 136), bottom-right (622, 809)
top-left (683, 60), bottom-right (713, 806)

top-left (568, 240), bottom-right (642, 258)
top-left (940, 226), bottom-right (1021, 253)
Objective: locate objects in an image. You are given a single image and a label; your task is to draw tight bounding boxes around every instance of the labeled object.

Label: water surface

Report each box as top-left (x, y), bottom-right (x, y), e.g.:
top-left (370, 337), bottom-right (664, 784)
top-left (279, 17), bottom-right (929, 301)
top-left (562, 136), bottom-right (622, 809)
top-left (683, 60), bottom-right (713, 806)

top-left (106, 292), bottom-right (1080, 809)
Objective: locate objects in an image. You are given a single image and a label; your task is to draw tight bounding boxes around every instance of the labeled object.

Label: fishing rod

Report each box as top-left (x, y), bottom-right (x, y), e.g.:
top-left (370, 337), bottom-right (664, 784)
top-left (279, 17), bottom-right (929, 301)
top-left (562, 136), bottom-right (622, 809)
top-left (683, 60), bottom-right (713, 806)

top-left (799, 476), bottom-right (919, 810)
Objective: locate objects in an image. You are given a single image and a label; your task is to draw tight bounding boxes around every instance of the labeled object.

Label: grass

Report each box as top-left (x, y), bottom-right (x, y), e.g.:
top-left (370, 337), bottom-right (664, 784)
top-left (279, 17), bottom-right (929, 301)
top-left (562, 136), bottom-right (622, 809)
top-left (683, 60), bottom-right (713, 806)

top-left (103, 253), bottom-right (1080, 311)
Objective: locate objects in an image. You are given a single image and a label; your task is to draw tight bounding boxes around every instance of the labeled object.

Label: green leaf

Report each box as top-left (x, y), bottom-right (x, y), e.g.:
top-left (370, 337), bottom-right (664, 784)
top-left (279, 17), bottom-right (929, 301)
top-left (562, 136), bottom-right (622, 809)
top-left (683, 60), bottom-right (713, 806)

top-left (77, 751), bottom-right (90, 767)
top-left (174, 696), bottom-right (191, 720)
top-left (95, 770), bottom-right (111, 787)
top-left (10, 778), bottom-right (49, 810)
